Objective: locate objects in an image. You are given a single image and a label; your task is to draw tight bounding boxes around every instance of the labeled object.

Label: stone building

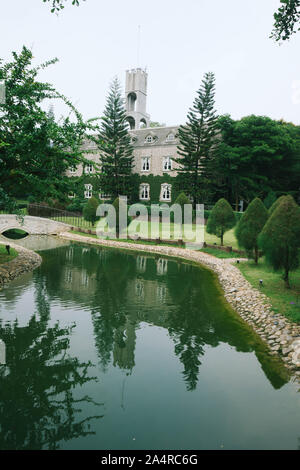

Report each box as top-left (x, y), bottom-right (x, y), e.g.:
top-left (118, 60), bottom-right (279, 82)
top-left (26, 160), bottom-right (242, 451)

top-left (67, 68), bottom-right (181, 203)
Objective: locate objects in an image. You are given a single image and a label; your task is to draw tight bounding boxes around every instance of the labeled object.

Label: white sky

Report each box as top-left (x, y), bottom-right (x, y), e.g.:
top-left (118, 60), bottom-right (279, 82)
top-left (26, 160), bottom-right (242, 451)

top-left (1, 0), bottom-right (300, 125)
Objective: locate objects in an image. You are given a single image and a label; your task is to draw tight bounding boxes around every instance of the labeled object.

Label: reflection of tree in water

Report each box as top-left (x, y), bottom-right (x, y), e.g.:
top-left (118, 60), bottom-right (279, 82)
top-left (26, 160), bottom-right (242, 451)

top-left (38, 245), bottom-right (290, 392)
top-left (0, 278), bottom-right (102, 450)
top-left (165, 262), bottom-right (290, 390)
top-left (90, 250), bottom-right (137, 371)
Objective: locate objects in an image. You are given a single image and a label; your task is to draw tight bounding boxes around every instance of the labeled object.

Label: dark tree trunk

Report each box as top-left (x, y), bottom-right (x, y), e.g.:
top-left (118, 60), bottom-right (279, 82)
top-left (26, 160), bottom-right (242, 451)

top-left (254, 246), bottom-right (258, 264)
top-left (283, 268), bottom-right (290, 289)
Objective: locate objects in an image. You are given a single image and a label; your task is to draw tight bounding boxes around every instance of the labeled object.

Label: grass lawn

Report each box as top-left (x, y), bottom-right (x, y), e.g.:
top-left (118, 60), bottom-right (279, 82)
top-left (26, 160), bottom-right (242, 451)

top-left (0, 244), bottom-right (18, 265)
top-left (200, 246), bottom-right (241, 259)
top-left (71, 230), bottom-right (241, 258)
top-left (237, 258), bottom-right (300, 324)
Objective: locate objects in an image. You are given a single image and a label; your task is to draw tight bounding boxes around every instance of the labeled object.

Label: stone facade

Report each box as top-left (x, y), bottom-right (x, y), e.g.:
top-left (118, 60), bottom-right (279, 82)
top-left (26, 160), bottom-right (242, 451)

top-left (67, 68), bottom-right (181, 203)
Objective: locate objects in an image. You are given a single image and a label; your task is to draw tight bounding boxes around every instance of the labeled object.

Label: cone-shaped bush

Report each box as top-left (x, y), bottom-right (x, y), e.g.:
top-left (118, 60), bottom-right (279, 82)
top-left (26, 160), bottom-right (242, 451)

top-left (235, 197), bottom-right (268, 263)
top-left (174, 192), bottom-right (191, 210)
top-left (268, 195), bottom-right (288, 216)
top-left (83, 196), bottom-right (100, 226)
top-left (258, 195), bottom-right (300, 288)
top-left (206, 198), bottom-right (236, 246)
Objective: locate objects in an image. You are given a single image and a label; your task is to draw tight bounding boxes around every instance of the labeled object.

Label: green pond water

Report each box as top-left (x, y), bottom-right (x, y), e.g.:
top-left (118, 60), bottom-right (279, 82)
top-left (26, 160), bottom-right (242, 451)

top-left (0, 238), bottom-right (299, 450)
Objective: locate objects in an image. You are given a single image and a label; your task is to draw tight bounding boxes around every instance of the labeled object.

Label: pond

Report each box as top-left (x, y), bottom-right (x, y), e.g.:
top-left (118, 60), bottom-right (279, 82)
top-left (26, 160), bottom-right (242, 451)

top-left (0, 238), bottom-right (299, 450)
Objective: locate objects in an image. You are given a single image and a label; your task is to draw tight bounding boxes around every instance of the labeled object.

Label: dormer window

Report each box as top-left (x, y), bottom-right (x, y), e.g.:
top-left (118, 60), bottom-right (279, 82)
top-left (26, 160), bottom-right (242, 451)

top-left (141, 157), bottom-right (150, 172)
top-left (145, 135), bottom-right (153, 144)
top-left (166, 133), bottom-right (175, 142)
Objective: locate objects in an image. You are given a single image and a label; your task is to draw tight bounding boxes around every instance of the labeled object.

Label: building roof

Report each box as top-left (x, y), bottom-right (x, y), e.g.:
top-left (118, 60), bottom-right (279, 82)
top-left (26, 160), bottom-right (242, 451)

top-left (129, 125), bottom-right (179, 148)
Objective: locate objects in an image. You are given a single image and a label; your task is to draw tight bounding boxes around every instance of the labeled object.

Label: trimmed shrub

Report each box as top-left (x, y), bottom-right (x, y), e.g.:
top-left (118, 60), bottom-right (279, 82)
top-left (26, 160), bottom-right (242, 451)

top-left (206, 198), bottom-right (236, 245)
top-left (83, 197), bottom-right (100, 226)
top-left (235, 197), bottom-right (268, 263)
top-left (259, 195), bottom-right (300, 288)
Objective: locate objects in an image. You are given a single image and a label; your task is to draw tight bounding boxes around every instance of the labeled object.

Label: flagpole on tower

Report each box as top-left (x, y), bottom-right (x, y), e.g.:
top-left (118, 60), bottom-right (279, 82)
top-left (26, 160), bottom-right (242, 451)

top-left (137, 25), bottom-right (141, 67)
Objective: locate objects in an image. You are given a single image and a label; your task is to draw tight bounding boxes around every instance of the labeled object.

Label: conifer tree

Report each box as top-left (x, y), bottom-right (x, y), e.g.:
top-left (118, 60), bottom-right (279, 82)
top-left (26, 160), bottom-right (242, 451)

top-left (175, 72), bottom-right (219, 207)
top-left (97, 78), bottom-right (134, 201)
top-left (83, 196), bottom-right (99, 226)
top-left (268, 195), bottom-right (288, 216)
top-left (206, 198), bottom-right (235, 246)
top-left (259, 195), bottom-right (300, 288)
top-left (174, 192), bottom-right (191, 210)
top-left (235, 197), bottom-right (268, 263)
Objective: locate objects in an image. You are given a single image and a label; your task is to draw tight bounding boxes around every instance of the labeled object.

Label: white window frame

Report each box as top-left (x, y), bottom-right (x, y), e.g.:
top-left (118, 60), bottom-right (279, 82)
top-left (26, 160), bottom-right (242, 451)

top-left (161, 183), bottom-right (171, 202)
top-left (70, 165), bottom-right (77, 174)
top-left (145, 135), bottom-right (153, 144)
top-left (84, 163), bottom-right (94, 174)
top-left (141, 157), bottom-right (151, 172)
top-left (139, 183), bottom-right (150, 201)
top-left (99, 192), bottom-right (110, 200)
top-left (163, 156), bottom-right (172, 171)
top-left (84, 184), bottom-right (93, 199)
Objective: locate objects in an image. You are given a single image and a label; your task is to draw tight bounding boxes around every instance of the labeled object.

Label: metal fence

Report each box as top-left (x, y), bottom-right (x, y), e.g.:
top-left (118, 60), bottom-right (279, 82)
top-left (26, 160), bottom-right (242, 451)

top-left (27, 204), bottom-right (93, 228)
top-left (0, 204), bottom-right (92, 229)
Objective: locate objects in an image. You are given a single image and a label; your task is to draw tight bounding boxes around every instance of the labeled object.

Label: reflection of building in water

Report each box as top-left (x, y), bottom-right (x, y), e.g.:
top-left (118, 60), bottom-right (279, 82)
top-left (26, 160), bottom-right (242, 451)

top-left (113, 319), bottom-right (136, 371)
top-left (61, 266), bottom-right (98, 296)
top-left (135, 280), bottom-right (145, 299)
top-left (81, 270), bottom-right (89, 287)
top-left (66, 246), bottom-right (74, 261)
top-left (65, 269), bottom-right (72, 284)
top-left (156, 258), bottom-right (168, 275)
top-left (136, 255), bottom-right (147, 273)
top-left (157, 284), bottom-right (167, 303)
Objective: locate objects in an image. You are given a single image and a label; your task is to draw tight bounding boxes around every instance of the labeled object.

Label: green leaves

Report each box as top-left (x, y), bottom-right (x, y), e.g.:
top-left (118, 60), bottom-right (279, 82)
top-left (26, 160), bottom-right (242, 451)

top-left (259, 195), bottom-right (300, 287)
top-left (97, 78), bottom-right (134, 201)
top-left (0, 46), bottom-right (95, 203)
top-left (271, 0), bottom-right (300, 41)
top-left (214, 115), bottom-right (300, 206)
top-left (175, 72), bottom-right (219, 206)
top-left (206, 198), bottom-right (236, 245)
top-left (235, 198), bottom-right (268, 262)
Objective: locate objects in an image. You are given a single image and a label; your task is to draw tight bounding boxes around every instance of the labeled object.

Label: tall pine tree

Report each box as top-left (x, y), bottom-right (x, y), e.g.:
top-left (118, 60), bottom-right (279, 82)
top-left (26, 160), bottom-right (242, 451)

top-left (97, 78), bottom-right (134, 200)
top-left (175, 72), bottom-right (219, 208)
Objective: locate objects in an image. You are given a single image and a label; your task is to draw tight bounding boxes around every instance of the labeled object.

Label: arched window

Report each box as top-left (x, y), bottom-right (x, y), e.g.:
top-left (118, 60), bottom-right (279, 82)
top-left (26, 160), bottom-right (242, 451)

top-left (84, 163), bottom-right (93, 174)
top-left (84, 184), bottom-right (93, 199)
top-left (126, 116), bottom-right (135, 130)
top-left (140, 183), bottom-right (150, 200)
top-left (141, 157), bottom-right (150, 172)
top-left (127, 92), bottom-right (137, 112)
top-left (145, 135), bottom-right (153, 144)
top-left (140, 118), bottom-right (147, 129)
top-left (160, 184), bottom-right (171, 201)
top-left (166, 133), bottom-right (175, 142)
top-left (163, 157), bottom-right (172, 171)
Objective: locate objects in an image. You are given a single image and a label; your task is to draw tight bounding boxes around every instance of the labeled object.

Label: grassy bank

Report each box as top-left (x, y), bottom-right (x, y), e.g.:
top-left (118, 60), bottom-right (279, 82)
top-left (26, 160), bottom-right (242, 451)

top-left (70, 219), bottom-right (238, 249)
top-left (237, 259), bottom-right (300, 324)
top-left (0, 244), bottom-right (18, 265)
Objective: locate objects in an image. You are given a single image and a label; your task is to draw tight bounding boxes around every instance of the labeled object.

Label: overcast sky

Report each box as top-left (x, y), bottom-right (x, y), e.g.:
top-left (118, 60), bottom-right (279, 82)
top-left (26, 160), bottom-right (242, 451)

top-left (1, 0), bottom-right (300, 125)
